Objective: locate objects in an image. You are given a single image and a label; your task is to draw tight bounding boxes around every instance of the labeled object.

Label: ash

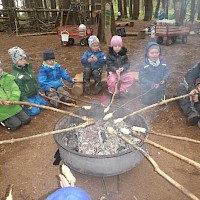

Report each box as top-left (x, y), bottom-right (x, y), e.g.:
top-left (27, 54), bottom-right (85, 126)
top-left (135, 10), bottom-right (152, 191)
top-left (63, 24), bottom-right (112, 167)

top-left (63, 121), bottom-right (142, 156)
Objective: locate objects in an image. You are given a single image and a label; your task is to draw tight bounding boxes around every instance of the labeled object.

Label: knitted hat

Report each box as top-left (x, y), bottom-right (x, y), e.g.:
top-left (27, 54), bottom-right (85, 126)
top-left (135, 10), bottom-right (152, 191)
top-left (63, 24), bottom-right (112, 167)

top-left (88, 35), bottom-right (99, 47)
top-left (46, 187), bottom-right (91, 200)
top-left (145, 42), bottom-right (161, 58)
top-left (43, 50), bottom-right (55, 61)
top-left (110, 35), bottom-right (123, 47)
top-left (8, 47), bottom-right (27, 64)
top-left (195, 78), bottom-right (200, 86)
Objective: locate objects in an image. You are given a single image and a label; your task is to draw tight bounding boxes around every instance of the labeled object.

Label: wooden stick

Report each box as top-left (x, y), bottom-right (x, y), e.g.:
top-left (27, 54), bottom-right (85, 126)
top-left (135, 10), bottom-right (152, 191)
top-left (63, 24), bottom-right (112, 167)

top-left (0, 121), bottom-right (94, 145)
top-left (115, 132), bottom-right (199, 200)
top-left (150, 132), bottom-right (200, 144)
top-left (131, 133), bottom-right (200, 170)
top-left (104, 73), bottom-right (120, 113)
top-left (114, 92), bottom-right (193, 124)
top-left (0, 100), bottom-right (91, 122)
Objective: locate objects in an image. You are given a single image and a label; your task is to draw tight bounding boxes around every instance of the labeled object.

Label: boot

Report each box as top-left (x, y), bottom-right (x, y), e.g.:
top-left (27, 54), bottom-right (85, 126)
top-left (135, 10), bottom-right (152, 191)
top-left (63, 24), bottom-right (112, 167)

top-left (92, 82), bottom-right (102, 94)
top-left (84, 83), bottom-right (91, 95)
top-left (187, 112), bottom-right (200, 126)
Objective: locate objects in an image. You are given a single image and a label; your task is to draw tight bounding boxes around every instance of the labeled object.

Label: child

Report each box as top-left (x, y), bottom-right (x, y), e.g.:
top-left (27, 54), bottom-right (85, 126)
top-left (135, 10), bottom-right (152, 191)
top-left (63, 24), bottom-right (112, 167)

top-left (0, 60), bottom-right (31, 130)
top-left (81, 35), bottom-right (106, 95)
top-left (175, 60), bottom-right (200, 126)
top-left (8, 47), bottom-right (47, 116)
top-left (38, 50), bottom-right (76, 108)
top-left (107, 35), bottom-right (134, 98)
top-left (139, 42), bottom-right (169, 105)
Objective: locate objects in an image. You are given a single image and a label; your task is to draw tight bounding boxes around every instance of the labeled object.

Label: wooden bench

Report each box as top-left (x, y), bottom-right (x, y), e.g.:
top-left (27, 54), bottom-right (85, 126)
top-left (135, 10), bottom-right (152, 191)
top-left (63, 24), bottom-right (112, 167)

top-left (71, 72), bottom-right (138, 96)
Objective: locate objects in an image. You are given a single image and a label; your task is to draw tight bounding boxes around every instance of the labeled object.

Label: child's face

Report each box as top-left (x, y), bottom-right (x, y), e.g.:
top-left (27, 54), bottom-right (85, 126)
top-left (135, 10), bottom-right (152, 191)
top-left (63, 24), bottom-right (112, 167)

top-left (148, 48), bottom-right (160, 61)
top-left (45, 59), bottom-right (55, 66)
top-left (91, 43), bottom-right (99, 52)
top-left (16, 57), bottom-right (27, 66)
top-left (113, 45), bottom-right (122, 53)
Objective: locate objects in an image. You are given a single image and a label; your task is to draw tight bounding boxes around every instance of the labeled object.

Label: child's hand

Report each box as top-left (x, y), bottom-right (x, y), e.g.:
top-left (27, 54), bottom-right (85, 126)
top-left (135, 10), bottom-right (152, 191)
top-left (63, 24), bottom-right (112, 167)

top-left (49, 88), bottom-right (55, 92)
top-left (160, 80), bottom-right (165, 84)
top-left (72, 78), bottom-right (77, 83)
top-left (190, 89), bottom-right (199, 102)
top-left (153, 83), bottom-right (159, 89)
top-left (116, 69), bottom-right (120, 75)
top-left (92, 56), bottom-right (98, 62)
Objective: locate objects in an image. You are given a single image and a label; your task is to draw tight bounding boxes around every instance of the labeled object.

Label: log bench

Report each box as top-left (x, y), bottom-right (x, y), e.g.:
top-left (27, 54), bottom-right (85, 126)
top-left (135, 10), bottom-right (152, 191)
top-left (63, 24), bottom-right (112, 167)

top-left (71, 71), bottom-right (139, 96)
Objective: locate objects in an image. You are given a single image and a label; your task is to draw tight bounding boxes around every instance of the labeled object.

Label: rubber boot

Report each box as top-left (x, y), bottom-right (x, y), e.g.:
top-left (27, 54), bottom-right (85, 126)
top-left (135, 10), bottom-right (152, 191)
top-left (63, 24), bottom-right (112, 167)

top-left (84, 83), bottom-right (91, 95)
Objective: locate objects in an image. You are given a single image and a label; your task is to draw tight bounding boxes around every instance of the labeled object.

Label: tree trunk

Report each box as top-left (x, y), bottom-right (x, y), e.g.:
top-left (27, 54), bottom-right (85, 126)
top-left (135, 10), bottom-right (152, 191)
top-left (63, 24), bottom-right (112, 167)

top-left (165, 0), bottom-right (169, 19)
top-left (154, 0), bottom-right (161, 18)
top-left (144, 0), bottom-right (153, 21)
top-left (162, 0), bottom-right (166, 9)
top-left (179, 0), bottom-right (186, 25)
top-left (198, 0), bottom-right (200, 20)
top-left (118, 0), bottom-right (123, 18)
top-left (129, 0), bottom-right (133, 19)
top-left (123, 0), bottom-right (128, 18)
top-left (133, 0), bottom-right (140, 20)
top-left (111, 2), bottom-right (116, 35)
top-left (190, 0), bottom-right (196, 22)
top-left (51, 0), bottom-right (57, 19)
top-left (91, 0), bottom-right (95, 24)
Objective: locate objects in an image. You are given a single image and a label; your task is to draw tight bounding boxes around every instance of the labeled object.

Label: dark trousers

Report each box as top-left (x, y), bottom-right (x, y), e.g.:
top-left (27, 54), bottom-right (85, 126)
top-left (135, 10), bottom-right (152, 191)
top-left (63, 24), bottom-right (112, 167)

top-left (176, 83), bottom-right (200, 117)
top-left (83, 68), bottom-right (102, 85)
top-left (2, 110), bottom-right (31, 130)
top-left (140, 85), bottom-right (165, 105)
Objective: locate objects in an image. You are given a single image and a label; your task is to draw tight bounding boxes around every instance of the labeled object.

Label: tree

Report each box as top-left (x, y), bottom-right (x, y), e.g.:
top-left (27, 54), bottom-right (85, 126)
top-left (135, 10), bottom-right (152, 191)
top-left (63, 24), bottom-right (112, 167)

top-left (190, 0), bottom-right (196, 22)
top-left (144, 0), bottom-right (153, 21)
top-left (154, 0), bottom-right (161, 18)
top-left (129, 0), bottom-right (133, 19)
top-left (118, 0), bottom-right (123, 18)
top-left (133, 0), bottom-right (140, 20)
top-left (198, 0), bottom-right (200, 20)
top-left (123, 0), bottom-right (128, 18)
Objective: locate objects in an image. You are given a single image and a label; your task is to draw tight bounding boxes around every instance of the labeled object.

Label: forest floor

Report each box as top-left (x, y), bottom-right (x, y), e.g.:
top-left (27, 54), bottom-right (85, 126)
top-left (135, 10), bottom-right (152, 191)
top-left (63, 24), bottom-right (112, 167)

top-left (0, 20), bottom-right (200, 200)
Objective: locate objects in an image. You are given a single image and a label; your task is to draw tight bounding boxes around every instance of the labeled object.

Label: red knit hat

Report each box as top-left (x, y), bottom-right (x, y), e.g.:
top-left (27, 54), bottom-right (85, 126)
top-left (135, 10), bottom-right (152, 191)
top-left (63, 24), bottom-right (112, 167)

top-left (111, 35), bottom-right (123, 47)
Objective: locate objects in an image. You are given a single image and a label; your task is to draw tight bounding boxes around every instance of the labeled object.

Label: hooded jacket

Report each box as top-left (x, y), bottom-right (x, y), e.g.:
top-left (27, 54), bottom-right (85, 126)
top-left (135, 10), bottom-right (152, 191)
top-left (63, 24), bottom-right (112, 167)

top-left (0, 72), bottom-right (22, 122)
top-left (81, 49), bottom-right (106, 69)
top-left (184, 60), bottom-right (200, 92)
top-left (38, 62), bottom-right (73, 92)
top-left (106, 46), bottom-right (130, 74)
top-left (139, 42), bottom-right (169, 90)
top-left (11, 63), bottom-right (39, 102)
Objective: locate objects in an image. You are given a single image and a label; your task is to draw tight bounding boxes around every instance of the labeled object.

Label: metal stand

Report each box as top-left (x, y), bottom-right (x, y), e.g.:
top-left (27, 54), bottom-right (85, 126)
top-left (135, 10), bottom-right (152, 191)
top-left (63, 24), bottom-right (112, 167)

top-left (102, 175), bottom-right (120, 196)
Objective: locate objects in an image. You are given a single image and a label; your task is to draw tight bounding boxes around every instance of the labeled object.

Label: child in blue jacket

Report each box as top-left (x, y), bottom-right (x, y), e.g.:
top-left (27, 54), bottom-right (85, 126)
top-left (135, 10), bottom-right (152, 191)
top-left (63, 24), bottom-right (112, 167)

top-left (81, 35), bottom-right (106, 94)
top-left (38, 50), bottom-right (76, 108)
top-left (139, 42), bottom-right (169, 105)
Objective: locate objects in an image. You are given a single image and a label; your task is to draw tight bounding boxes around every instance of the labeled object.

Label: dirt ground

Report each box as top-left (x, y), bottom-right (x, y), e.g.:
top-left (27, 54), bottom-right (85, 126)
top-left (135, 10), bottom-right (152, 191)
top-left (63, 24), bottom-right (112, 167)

top-left (0, 20), bottom-right (200, 200)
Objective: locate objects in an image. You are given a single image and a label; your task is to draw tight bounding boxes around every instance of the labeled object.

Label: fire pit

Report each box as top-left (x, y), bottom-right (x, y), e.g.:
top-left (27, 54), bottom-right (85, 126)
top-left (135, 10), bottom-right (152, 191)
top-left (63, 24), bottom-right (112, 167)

top-left (54, 106), bottom-right (148, 176)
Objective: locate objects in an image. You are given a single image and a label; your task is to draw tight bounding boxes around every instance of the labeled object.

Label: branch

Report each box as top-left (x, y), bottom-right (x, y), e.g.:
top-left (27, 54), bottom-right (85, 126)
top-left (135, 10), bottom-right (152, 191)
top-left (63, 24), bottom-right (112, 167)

top-left (112, 130), bottom-right (199, 200)
top-left (131, 133), bottom-right (200, 170)
top-left (114, 92), bottom-right (193, 124)
top-left (0, 121), bottom-right (94, 145)
top-left (0, 99), bottom-right (92, 121)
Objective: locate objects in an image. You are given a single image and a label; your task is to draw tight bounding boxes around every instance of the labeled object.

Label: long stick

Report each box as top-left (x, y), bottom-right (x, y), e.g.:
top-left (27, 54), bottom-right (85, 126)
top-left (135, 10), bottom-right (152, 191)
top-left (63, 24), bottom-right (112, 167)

top-left (0, 121), bottom-right (94, 145)
top-left (106, 127), bottom-right (200, 200)
top-left (150, 132), bottom-right (200, 144)
top-left (131, 133), bottom-right (200, 170)
top-left (114, 92), bottom-right (193, 123)
top-left (0, 100), bottom-right (91, 122)
top-left (104, 74), bottom-right (120, 113)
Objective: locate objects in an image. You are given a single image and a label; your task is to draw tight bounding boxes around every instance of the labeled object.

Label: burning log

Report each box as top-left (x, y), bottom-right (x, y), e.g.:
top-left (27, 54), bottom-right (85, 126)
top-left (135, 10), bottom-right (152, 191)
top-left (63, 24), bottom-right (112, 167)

top-left (107, 127), bottom-right (200, 200)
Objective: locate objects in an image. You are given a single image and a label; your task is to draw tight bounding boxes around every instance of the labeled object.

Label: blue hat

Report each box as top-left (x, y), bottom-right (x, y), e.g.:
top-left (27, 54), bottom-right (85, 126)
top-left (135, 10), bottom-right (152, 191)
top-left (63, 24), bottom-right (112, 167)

top-left (46, 187), bottom-right (91, 200)
top-left (43, 50), bottom-right (55, 61)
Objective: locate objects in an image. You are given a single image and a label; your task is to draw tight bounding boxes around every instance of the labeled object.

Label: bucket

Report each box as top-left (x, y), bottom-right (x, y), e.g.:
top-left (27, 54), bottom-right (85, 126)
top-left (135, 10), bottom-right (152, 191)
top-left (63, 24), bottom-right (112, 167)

top-left (61, 31), bottom-right (69, 42)
top-left (79, 24), bottom-right (86, 37)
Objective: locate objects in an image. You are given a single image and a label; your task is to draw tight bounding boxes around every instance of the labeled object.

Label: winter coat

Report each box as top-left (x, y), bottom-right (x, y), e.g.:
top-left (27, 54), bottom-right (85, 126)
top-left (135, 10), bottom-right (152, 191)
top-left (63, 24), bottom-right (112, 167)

top-left (106, 47), bottom-right (130, 74)
top-left (11, 63), bottom-right (39, 102)
top-left (38, 62), bottom-right (73, 92)
top-left (81, 49), bottom-right (106, 70)
top-left (184, 60), bottom-right (200, 92)
top-left (139, 42), bottom-right (169, 91)
top-left (0, 72), bottom-right (22, 122)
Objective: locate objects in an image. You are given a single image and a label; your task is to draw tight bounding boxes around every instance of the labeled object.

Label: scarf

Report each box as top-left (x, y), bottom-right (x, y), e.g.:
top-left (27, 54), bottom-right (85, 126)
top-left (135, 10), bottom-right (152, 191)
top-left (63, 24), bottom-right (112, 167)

top-left (148, 58), bottom-right (160, 67)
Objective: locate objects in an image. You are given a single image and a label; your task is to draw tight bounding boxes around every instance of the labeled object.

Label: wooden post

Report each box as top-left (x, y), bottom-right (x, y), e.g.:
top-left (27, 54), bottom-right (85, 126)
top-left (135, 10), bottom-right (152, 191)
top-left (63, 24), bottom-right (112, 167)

top-left (71, 82), bottom-right (84, 96)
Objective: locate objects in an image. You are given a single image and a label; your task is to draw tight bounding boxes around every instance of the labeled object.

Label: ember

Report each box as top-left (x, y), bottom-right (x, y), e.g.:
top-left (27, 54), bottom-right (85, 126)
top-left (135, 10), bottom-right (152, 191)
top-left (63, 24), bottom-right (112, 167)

top-left (60, 107), bottom-right (145, 155)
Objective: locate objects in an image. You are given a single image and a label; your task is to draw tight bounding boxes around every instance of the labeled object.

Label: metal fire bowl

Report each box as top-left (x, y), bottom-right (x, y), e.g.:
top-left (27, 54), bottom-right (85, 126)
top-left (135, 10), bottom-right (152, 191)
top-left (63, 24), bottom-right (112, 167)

top-left (54, 106), bottom-right (148, 177)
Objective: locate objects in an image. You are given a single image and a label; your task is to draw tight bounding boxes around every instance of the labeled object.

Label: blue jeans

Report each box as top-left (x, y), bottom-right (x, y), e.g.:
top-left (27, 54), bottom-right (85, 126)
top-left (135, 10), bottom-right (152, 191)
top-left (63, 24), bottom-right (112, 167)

top-left (25, 94), bottom-right (47, 116)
